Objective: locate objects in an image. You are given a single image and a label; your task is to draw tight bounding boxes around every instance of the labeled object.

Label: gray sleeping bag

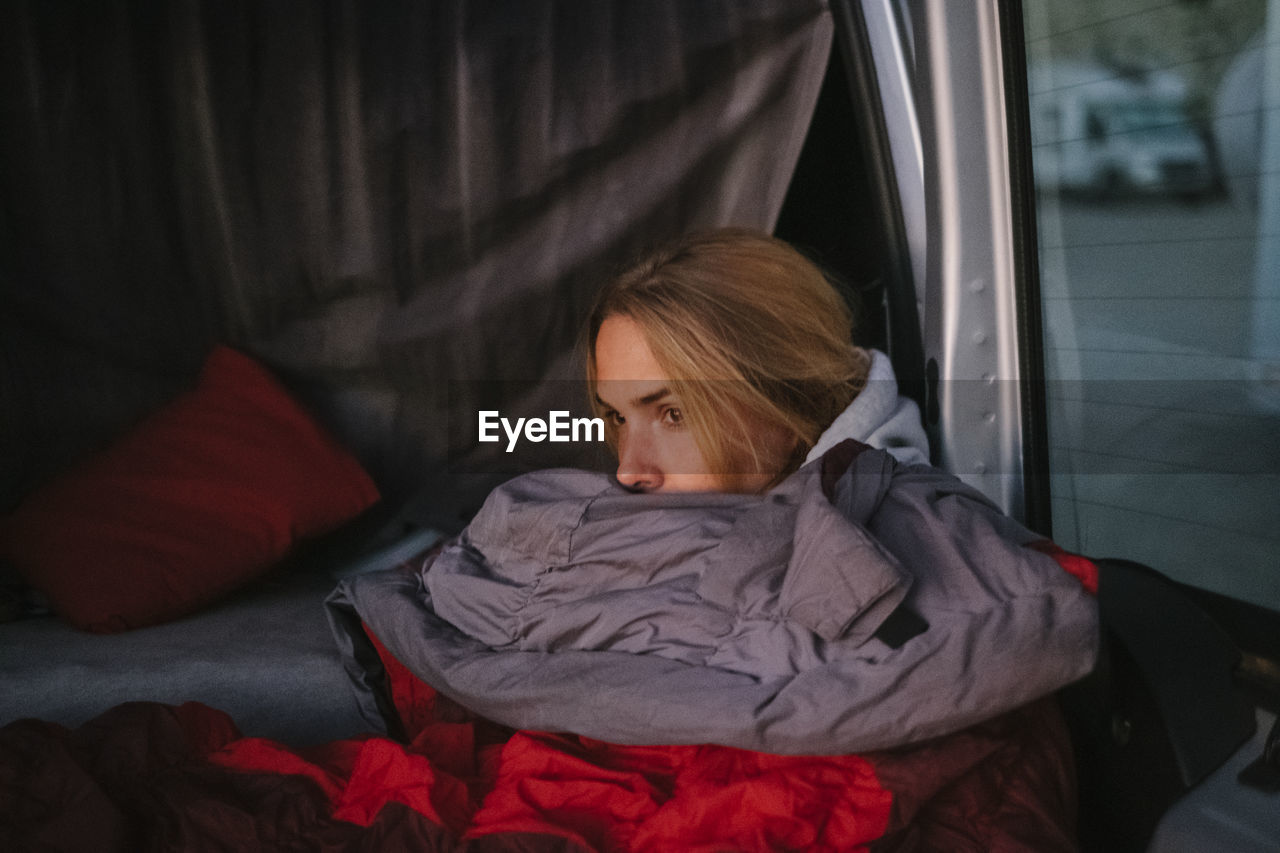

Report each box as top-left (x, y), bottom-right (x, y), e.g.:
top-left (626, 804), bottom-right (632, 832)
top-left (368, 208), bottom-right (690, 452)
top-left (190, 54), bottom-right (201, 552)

top-left (326, 440), bottom-right (1099, 754)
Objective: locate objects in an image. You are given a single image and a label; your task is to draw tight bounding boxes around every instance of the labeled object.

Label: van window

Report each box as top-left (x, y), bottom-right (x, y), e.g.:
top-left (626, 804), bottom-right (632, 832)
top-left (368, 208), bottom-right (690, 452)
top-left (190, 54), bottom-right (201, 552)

top-left (1020, 0), bottom-right (1280, 611)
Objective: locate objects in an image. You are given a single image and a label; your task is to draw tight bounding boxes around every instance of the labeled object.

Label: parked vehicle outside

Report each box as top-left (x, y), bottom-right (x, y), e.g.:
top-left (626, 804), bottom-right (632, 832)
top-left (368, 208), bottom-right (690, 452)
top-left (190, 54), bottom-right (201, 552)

top-left (1028, 61), bottom-right (1214, 199)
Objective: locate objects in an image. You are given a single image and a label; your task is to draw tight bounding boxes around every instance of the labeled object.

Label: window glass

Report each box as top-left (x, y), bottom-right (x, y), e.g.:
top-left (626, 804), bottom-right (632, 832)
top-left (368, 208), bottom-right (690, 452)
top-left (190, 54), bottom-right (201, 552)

top-left (1021, 0), bottom-right (1280, 610)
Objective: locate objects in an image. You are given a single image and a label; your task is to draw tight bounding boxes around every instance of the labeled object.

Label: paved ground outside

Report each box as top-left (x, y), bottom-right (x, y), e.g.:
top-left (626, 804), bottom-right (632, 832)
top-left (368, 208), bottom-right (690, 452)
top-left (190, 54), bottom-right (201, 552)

top-left (1035, 194), bottom-right (1280, 612)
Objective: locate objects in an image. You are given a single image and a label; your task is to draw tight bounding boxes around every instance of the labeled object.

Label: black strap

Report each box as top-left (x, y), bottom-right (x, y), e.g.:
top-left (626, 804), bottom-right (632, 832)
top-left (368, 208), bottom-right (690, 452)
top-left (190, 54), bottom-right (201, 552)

top-left (873, 605), bottom-right (929, 649)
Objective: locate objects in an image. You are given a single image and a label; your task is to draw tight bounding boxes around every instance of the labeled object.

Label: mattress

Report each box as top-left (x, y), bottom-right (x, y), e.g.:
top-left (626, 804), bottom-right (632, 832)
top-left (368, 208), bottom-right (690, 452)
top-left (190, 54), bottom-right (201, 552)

top-left (0, 565), bottom-right (373, 745)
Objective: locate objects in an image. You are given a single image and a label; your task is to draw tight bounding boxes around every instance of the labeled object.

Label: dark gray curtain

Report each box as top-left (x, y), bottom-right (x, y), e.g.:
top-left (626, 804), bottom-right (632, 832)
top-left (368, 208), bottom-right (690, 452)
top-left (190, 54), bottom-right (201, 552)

top-left (1, 0), bottom-right (832, 522)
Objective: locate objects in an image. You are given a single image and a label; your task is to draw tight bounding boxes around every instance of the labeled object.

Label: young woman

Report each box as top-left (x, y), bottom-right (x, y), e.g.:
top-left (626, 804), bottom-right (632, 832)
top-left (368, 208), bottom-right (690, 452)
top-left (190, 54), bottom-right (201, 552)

top-left (587, 227), bottom-right (928, 494)
top-left (333, 227), bottom-right (1097, 755)
top-left (326, 228), bottom-right (1097, 848)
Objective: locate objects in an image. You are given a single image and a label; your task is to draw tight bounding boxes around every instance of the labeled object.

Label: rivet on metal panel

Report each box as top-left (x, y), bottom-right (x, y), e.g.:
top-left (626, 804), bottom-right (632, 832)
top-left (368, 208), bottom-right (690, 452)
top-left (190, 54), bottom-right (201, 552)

top-left (972, 330), bottom-right (987, 345)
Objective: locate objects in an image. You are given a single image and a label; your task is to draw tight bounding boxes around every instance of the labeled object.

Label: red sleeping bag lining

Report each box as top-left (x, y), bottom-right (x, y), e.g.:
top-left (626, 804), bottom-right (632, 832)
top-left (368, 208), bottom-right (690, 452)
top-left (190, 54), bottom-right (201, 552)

top-left (0, 650), bottom-right (1077, 852)
top-left (356, 629), bottom-right (1080, 852)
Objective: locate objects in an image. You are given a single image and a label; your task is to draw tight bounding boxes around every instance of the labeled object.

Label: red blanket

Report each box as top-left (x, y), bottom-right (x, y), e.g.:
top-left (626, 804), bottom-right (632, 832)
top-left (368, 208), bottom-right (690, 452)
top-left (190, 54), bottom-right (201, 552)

top-left (2, 636), bottom-right (1080, 852)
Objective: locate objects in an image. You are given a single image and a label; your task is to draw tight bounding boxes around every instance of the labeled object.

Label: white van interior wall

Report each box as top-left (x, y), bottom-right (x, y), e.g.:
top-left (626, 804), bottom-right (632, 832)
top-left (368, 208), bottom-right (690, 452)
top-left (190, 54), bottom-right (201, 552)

top-left (0, 0), bottom-right (834, 520)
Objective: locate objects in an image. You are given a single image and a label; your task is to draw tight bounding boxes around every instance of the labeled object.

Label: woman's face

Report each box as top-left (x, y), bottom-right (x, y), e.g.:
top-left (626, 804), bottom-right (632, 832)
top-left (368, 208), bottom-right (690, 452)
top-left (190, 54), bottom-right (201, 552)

top-left (593, 314), bottom-right (782, 493)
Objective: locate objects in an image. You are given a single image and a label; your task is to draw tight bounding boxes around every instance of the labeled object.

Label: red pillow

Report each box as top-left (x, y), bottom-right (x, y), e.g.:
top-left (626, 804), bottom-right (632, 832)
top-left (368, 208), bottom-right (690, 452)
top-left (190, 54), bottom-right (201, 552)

top-left (0, 346), bottom-right (380, 632)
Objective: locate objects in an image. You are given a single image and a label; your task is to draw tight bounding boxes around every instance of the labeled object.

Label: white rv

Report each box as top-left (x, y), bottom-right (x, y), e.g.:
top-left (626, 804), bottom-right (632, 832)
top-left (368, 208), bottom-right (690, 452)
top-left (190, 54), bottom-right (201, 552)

top-left (1028, 61), bottom-right (1213, 197)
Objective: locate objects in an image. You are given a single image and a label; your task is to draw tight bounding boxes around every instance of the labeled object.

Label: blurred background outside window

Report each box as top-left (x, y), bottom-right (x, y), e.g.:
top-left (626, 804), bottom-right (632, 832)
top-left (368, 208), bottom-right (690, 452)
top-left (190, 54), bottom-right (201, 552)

top-left (1022, 0), bottom-right (1280, 610)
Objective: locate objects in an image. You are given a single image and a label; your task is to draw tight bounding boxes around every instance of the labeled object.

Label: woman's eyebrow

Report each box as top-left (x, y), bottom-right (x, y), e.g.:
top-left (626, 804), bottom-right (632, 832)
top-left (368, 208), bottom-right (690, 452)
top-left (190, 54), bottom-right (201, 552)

top-left (633, 386), bottom-right (672, 408)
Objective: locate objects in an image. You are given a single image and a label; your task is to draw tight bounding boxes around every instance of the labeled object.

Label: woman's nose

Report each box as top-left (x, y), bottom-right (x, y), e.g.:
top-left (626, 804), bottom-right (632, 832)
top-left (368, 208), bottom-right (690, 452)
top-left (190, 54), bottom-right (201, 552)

top-left (616, 434), bottom-right (662, 492)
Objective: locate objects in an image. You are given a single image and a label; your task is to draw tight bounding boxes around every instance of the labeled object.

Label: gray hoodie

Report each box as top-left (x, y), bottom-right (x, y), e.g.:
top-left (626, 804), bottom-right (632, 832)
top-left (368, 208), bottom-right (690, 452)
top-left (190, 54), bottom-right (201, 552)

top-left (806, 348), bottom-right (930, 467)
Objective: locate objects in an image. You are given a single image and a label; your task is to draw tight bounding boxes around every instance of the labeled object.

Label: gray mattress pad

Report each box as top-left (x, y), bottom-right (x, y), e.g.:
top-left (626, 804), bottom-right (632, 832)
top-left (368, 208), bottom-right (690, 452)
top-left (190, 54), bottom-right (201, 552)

top-left (0, 566), bottom-right (370, 745)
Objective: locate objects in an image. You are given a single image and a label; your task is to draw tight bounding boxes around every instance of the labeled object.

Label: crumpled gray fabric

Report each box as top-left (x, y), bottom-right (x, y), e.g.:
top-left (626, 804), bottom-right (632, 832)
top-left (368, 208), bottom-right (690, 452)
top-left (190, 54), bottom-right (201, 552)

top-left (806, 348), bottom-right (930, 466)
top-left (327, 444), bottom-right (1099, 754)
top-left (426, 463), bottom-right (910, 681)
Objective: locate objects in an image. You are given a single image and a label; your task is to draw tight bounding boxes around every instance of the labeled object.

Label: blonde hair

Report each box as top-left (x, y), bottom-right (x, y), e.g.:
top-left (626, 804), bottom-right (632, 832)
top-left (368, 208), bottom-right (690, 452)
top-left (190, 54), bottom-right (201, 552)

top-left (586, 228), bottom-right (871, 492)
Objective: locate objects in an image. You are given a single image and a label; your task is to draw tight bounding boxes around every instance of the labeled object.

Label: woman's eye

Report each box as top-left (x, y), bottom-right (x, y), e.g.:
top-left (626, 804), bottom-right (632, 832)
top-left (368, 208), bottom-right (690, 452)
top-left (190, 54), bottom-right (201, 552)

top-left (606, 410), bottom-right (625, 426)
top-left (661, 407), bottom-right (684, 427)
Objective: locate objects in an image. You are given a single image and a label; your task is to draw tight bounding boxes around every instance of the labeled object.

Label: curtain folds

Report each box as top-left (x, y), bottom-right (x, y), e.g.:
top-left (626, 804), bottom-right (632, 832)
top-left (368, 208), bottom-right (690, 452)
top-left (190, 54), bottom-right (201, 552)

top-left (1, 0), bottom-right (832, 517)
